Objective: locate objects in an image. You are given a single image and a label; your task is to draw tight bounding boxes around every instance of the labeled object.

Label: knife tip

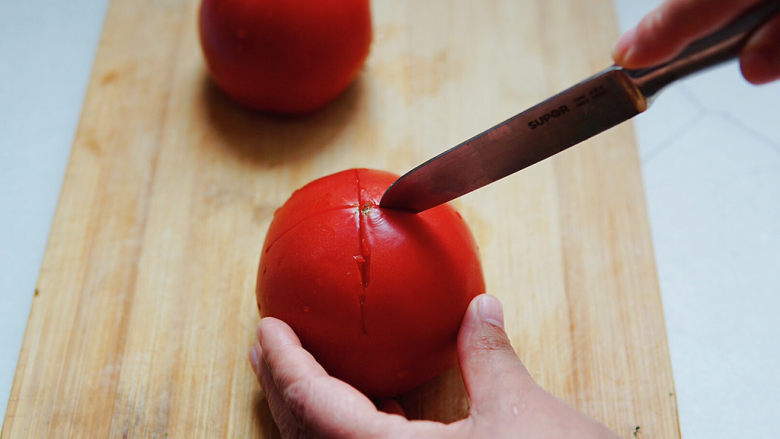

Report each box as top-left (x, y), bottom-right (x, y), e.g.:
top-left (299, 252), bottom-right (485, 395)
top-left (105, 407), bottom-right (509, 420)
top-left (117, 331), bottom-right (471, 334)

top-left (377, 193), bottom-right (422, 214)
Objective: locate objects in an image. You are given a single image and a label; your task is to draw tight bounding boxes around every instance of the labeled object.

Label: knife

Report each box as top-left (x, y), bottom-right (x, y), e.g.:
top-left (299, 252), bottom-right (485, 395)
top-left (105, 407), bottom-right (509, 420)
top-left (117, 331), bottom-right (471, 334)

top-left (380, 1), bottom-right (780, 213)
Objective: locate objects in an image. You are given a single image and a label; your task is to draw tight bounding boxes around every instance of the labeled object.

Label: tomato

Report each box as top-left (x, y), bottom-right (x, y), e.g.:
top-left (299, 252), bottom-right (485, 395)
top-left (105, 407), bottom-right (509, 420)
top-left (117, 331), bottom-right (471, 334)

top-left (256, 169), bottom-right (485, 397)
top-left (198, 0), bottom-right (372, 113)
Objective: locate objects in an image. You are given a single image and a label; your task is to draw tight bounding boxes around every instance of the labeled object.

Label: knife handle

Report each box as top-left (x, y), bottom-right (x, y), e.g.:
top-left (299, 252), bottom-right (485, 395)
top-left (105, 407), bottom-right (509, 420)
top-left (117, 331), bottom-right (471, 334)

top-left (620, 0), bottom-right (780, 99)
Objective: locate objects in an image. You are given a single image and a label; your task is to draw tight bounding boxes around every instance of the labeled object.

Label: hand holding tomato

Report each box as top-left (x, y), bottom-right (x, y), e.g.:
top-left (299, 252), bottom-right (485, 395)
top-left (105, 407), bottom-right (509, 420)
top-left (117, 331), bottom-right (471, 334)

top-left (253, 169), bottom-right (620, 437)
top-left (199, 0), bottom-right (372, 113)
top-left (249, 294), bottom-right (621, 439)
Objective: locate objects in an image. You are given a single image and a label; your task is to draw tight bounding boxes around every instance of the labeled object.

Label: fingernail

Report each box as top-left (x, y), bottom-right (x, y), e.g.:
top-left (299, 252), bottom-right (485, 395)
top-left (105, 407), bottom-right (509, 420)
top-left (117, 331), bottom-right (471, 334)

top-left (249, 343), bottom-right (260, 374)
top-left (612, 27), bottom-right (637, 64)
top-left (256, 321), bottom-right (263, 344)
top-left (477, 295), bottom-right (504, 329)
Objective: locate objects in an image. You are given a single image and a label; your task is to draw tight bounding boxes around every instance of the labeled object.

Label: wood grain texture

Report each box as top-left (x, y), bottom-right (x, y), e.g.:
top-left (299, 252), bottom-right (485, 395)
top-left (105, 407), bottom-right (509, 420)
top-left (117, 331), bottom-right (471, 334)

top-left (2, 0), bottom-right (680, 437)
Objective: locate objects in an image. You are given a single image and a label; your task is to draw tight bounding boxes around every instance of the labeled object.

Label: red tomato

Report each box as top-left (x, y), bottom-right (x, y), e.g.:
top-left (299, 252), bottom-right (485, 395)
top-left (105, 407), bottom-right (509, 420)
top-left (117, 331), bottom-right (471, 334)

top-left (256, 169), bottom-right (485, 397)
top-left (199, 0), bottom-right (372, 113)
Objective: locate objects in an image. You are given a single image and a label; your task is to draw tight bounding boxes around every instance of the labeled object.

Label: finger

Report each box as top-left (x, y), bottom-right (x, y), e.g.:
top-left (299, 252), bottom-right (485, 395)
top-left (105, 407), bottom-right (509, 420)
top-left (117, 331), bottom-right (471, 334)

top-left (456, 297), bottom-right (621, 438)
top-left (259, 317), bottom-right (402, 437)
top-left (613, 0), bottom-right (764, 68)
top-left (740, 13), bottom-right (780, 84)
top-left (250, 343), bottom-right (302, 436)
top-left (457, 295), bottom-right (537, 416)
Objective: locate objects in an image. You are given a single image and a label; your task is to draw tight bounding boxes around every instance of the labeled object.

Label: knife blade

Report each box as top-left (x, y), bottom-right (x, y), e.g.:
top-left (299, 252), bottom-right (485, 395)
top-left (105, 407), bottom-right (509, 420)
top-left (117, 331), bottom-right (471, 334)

top-left (380, 1), bottom-right (780, 213)
top-left (380, 67), bottom-right (645, 212)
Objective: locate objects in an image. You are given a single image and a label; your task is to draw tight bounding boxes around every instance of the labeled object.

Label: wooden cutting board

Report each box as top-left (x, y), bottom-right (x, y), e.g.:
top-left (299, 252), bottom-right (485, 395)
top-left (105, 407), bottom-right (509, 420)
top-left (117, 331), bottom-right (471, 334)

top-left (2, 0), bottom-right (680, 437)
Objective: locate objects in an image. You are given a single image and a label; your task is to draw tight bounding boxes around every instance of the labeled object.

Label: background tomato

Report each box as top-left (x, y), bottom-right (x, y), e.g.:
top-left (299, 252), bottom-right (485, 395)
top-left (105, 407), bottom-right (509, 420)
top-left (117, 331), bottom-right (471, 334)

top-left (198, 0), bottom-right (372, 113)
top-left (256, 169), bottom-right (485, 397)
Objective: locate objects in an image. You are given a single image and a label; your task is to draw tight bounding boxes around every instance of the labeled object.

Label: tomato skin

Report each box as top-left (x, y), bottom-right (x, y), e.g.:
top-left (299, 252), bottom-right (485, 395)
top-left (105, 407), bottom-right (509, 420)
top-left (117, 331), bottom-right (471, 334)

top-left (256, 169), bottom-right (485, 397)
top-left (199, 0), bottom-right (371, 113)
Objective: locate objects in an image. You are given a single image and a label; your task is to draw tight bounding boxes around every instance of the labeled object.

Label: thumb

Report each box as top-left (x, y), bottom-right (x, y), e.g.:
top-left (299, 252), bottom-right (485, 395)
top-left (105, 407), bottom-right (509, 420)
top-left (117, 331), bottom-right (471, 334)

top-left (457, 294), bottom-right (537, 415)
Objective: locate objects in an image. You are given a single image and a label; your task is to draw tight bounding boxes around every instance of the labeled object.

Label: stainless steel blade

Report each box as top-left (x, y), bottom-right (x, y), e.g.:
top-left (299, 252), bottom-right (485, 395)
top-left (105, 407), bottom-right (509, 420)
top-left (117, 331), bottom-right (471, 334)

top-left (380, 67), bottom-right (646, 213)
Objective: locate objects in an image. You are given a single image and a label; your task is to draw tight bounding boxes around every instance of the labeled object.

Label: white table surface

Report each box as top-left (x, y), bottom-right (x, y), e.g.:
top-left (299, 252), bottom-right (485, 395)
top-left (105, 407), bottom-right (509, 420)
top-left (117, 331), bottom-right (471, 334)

top-left (2, 1), bottom-right (778, 437)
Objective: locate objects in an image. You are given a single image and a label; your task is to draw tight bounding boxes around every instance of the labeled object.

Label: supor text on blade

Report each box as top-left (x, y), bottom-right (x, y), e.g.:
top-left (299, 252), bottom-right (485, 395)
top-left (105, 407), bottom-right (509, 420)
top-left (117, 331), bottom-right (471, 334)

top-left (528, 105), bottom-right (569, 129)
